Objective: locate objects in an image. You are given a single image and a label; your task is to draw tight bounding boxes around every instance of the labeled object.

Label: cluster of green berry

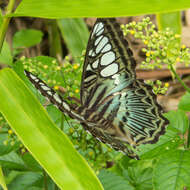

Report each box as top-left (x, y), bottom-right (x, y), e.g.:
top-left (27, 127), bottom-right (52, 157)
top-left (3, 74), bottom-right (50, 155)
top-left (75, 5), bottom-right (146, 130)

top-left (121, 17), bottom-right (190, 70)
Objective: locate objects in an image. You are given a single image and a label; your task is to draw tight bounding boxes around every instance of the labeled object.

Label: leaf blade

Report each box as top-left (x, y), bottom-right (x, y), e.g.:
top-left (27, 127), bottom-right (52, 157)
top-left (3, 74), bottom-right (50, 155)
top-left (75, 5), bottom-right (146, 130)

top-left (178, 92), bottom-right (190, 111)
top-left (0, 166), bottom-right (8, 190)
top-left (0, 68), bottom-right (103, 190)
top-left (153, 150), bottom-right (190, 190)
top-left (57, 18), bottom-right (89, 62)
top-left (13, 0), bottom-right (190, 18)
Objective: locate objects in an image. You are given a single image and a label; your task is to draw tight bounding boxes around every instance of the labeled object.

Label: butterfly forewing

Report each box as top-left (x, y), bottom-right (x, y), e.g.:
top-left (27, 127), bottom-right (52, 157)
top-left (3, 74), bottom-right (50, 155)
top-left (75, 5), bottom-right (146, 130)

top-left (81, 18), bottom-right (136, 106)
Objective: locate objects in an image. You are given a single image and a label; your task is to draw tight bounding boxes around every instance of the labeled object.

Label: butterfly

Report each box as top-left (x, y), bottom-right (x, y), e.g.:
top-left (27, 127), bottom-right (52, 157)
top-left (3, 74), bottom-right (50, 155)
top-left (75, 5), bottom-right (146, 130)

top-left (25, 18), bottom-right (169, 159)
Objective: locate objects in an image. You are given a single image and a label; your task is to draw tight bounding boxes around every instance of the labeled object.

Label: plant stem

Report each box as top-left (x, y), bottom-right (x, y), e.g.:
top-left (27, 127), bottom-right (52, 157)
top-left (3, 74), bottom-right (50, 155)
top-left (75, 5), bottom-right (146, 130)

top-left (0, 0), bottom-right (16, 53)
top-left (170, 64), bottom-right (190, 93)
top-left (187, 123), bottom-right (190, 149)
top-left (43, 170), bottom-right (48, 190)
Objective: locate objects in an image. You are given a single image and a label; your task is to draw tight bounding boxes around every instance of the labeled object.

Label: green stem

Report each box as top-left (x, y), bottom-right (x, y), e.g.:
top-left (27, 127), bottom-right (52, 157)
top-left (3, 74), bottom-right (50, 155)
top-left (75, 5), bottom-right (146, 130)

top-left (187, 123), bottom-right (190, 149)
top-left (170, 64), bottom-right (190, 93)
top-left (0, 0), bottom-right (16, 53)
top-left (43, 170), bottom-right (48, 190)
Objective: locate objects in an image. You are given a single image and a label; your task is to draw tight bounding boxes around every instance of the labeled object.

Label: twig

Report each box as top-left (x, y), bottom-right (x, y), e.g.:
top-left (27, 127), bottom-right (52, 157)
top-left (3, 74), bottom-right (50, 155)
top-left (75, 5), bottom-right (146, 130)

top-left (0, 0), bottom-right (16, 53)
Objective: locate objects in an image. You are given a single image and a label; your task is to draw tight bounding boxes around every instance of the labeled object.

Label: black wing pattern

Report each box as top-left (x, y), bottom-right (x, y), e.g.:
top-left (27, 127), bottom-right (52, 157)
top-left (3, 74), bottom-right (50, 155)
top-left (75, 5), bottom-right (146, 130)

top-left (79, 18), bottom-right (169, 158)
top-left (25, 18), bottom-right (169, 159)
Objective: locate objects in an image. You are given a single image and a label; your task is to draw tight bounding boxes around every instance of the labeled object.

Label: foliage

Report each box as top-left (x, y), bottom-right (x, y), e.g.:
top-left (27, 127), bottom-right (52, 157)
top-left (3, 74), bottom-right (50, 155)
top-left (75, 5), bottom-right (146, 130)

top-left (0, 68), bottom-right (103, 190)
top-left (12, 0), bottom-right (190, 18)
top-left (0, 0), bottom-right (190, 189)
top-left (122, 17), bottom-right (190, 69)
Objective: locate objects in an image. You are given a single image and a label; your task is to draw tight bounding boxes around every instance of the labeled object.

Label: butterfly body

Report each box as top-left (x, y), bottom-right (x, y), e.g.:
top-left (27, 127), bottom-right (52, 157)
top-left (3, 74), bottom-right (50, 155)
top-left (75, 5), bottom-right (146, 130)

top-left (25, 18), bottom-right (169, 159)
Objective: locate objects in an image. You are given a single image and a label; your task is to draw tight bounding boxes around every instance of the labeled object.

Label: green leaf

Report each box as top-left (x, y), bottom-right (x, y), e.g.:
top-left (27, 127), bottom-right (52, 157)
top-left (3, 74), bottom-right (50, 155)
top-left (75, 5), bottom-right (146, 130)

top-left (157, 12), bottom-right (181, 34)
top-left (21, 153), bottom-right (42, 172)
top-left (0, 134), bottom-right (20, 156)
top-left (0, 68), bottom-right (103, 190)
top-left (125, 163), bottom-right (153, 190)
top-left (0, 152), bottom-right (27, 171)
top-left (98, 169), bottom-right (134, 190)
top-left (0, 10), bottom-right (3, 26)
top-left (139, 125), bottom-right (181, 159)
top-left (153, 150), bottom-right (190, 190)
top-left (178, 92), bottom-right (190, 111)
top-left (0, 41), bottom-right (12, 65)
top-left (139, 110), bottom-right (189, 159)
top-left (8, 172), bottom-right (43, 190)
top-left (57, 18), bottom-right (89, 62)
top-left (13, 0), bottom-right (190, 18)
top-left (47, 20), bottom-right (63, 58)
top-left (110, 158), bottom-right (154, 190)
top-left (0, 166), bottom-right (8, 190)
top-left (13, 29), bottom-right (43, 48)
top-left (165, 110), bottom-right (189, 134)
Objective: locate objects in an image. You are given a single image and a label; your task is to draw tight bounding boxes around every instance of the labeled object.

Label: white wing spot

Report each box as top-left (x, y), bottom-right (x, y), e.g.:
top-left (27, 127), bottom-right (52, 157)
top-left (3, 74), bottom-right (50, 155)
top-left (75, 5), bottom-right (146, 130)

top-left (88, 49), bottom-right (93, 56)
top-left (100, 63), bottom-right (118, 77)
top-left (86, 64), bottom-right (92, 71)
top-left (96, 28), bottom-right (104, 36)
top-left (92, 59), bottom-right (99, 69)
top-left (34, 78), bottom-right (39, 82)
top-left (101, 43), bottom-right (111, 53)
top-left (96, 22), bottom-right (104, 36)
top-left (47, 91), bottom-right (53, 96)
top-left (112, 74), bottom-right (120, 85)
top-left (96, 137), bottom-right (101, 142)
top-left (53, 94), bottom-right (62, 104)
top-left (95, 35), bottom-right (103, 46)
top-left (96, 36), bottom-right (108, 54)
top-left (41, 85), bottom-right (51, 91)
top-left (91, 22), bottom-right (104, 38)
top-left (91, 23), bottom-right (99, 37)
top-left (62, 102), bottom-right (70, 111)
top-left (29, 73), bottom-right (37, 80)
top-left (88, 49), bottom-right (96, 57)
top-left (101, 51), bottom-right (115, 66)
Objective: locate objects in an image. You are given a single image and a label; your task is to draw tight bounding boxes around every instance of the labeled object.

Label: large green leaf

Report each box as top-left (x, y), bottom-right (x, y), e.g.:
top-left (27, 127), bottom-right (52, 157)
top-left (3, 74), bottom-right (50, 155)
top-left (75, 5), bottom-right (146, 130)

top-left (13, 0), bottom-right (190, 18)
top-left (0, 166), bottom-right (7, 190)
top-left (57, 18), bottom-right (89, 62)
top-left (153, 150), bottom-right (190, 190)
top-left (0, 68), bottom-right (103, 190)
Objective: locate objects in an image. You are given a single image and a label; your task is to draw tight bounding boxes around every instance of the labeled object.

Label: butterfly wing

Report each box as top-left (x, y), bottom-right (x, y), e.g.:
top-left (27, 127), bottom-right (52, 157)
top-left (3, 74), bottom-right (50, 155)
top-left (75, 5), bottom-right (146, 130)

top-left (80, 18), bottom-right (136, 106)
top-left (25, 18), bottom-right (168, 159)
top-left (80, 18), bottom-right (169, 156)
